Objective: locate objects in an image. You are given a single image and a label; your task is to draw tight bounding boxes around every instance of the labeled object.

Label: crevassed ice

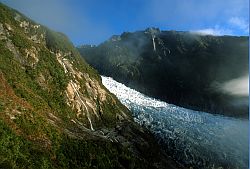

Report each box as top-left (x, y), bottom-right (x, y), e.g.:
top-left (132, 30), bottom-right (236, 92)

top-left (102, 76), bottom-right (249, 169)
top-left (101, 76), bottom-right (167, 108)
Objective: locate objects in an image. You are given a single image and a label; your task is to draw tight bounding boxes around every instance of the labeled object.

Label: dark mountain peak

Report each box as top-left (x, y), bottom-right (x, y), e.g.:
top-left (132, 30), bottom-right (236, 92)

top-left (108, 35), bottom-right (121, 42)
top-left (144, 27), bottom-right (161, 34)
top-left (78, 28), bottom-right (249, 118)
top-left (77, 44), bottom-right (96, 49)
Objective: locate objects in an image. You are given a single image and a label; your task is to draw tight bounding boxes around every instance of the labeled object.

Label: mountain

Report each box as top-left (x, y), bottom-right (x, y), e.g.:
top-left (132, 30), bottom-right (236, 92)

top-left (0, 3), bottom-right (182, 169)
top-left (77, 28), bottom-right (249, 118)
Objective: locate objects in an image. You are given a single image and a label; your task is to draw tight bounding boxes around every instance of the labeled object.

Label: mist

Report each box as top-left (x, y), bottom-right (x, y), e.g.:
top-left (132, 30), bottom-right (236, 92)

top-left (221, 75), bottom-right (249, 96)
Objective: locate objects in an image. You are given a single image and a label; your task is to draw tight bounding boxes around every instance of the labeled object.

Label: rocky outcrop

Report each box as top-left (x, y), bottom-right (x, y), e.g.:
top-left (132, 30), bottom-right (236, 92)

top-left (55, 51), bottom-right (128, 130)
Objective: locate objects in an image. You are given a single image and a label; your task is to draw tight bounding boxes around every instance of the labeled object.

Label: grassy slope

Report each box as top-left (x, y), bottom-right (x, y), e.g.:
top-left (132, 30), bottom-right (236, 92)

top-left (0, 3), bottom-right (180, 169)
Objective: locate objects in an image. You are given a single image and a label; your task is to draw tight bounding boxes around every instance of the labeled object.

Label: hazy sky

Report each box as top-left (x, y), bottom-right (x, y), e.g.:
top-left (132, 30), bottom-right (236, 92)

top-left (0, 0), bottom-right (249, 45)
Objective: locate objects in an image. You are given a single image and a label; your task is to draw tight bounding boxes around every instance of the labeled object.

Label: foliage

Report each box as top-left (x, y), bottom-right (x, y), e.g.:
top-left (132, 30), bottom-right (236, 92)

top-left (0, 118), bottom-right (144, 169)
top-left (0, 3), bottom-right (180, 169)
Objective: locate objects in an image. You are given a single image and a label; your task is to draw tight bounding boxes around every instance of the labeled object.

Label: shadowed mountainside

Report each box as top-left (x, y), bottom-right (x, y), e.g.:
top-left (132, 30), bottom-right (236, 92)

top-left (78, 28), bottom-right (249, 118)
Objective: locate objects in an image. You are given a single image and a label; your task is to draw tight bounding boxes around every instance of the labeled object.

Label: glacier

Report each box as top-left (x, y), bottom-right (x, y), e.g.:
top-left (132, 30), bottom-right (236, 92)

top-left (102, 76), bottom-right (249, 169)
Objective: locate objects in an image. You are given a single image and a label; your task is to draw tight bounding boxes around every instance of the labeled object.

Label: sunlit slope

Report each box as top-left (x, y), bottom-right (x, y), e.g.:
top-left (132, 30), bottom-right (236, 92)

top-left (0, 3), bottom-right (182, 169)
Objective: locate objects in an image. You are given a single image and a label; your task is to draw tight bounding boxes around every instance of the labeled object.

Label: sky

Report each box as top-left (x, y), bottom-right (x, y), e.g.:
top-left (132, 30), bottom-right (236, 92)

top-left (0, 0), bottom-right (249, 45)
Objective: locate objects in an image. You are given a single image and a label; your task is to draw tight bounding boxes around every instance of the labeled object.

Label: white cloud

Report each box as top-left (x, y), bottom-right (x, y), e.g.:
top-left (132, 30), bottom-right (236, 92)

top-left (229, 17), bottom-right (249, 33)
top-left (147, 0), bottom-right (249, 27)
top-left (191, 25), bottom-right (232, 36)
top-left (221, 75), bottom-right (249, 96)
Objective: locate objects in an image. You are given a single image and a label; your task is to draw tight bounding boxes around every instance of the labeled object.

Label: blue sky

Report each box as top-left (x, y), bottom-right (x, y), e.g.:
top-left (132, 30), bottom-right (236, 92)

top-left (0, 0), bottom-right (249, 45)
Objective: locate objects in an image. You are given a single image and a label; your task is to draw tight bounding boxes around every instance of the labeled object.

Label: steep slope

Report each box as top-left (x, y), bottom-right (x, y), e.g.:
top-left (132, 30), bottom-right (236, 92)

top-left (0, 4), bottom-right (182, 169)
top-left (78, 28), bottom-right (249, 118)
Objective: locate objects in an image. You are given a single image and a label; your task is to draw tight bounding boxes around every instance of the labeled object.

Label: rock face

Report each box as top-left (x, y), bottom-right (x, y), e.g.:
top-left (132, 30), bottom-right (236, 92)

top-left (0, 3), bottom-right (182, 169)
top-left (78, 28), bottom-right (249, 118)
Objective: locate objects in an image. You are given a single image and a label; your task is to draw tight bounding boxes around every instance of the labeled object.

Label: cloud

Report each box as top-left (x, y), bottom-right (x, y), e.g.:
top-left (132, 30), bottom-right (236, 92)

top-left (229, 17), bottom-right (249, 33)
top-left (147, 0), bottom-right (249, 26)
top-left (191, 25), bottom-right (232, 35)
top-left (220, 75), bottom-right (249, 96)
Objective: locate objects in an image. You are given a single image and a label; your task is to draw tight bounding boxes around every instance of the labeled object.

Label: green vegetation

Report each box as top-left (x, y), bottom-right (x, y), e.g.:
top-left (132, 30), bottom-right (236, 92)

top-left (0, 119), bottom-right (144, 169)
top-left (56, 136), bottom-right (139, 169)
top-left (0, 3), bottom-right (184, 169)
top-left (0, 3), bottom-right (179, 169)
top-left (45, 29), bottom-right (76, 54)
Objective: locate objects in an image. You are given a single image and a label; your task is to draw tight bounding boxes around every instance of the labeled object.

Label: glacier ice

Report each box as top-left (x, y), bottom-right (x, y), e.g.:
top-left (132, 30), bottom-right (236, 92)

top-left (102, 76), bottom-right (249, 169)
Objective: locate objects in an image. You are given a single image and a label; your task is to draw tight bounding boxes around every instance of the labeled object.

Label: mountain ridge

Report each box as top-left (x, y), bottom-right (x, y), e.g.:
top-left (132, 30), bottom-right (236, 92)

top-left (78, 28), bottom-right (249, 118)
